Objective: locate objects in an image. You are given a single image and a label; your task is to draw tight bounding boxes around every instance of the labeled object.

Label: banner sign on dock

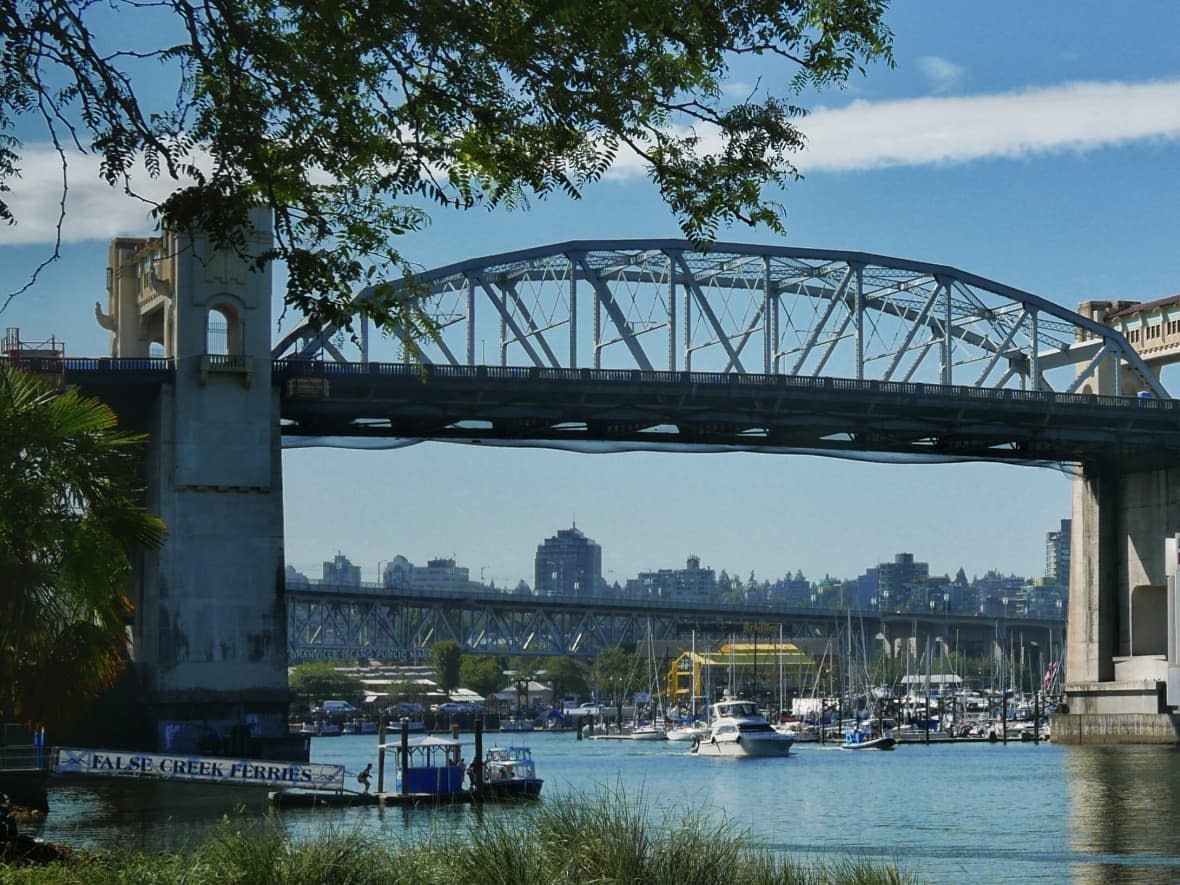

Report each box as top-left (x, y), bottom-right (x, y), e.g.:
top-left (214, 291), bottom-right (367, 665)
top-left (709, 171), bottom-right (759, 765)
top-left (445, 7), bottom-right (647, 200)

top-left (54, 748), bottom-right (345, 790)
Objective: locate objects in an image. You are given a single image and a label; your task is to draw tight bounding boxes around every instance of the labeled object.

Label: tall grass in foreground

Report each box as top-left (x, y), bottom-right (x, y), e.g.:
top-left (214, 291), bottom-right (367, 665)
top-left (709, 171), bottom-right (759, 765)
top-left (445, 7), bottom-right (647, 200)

top-left (0, 785), bottom-right (918, 884)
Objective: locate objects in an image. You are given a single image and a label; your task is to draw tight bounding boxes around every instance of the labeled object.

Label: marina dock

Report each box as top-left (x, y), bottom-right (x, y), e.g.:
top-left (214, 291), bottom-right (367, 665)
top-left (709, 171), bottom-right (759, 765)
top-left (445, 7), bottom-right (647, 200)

top-left (268, 789), bottom-right (478, 808)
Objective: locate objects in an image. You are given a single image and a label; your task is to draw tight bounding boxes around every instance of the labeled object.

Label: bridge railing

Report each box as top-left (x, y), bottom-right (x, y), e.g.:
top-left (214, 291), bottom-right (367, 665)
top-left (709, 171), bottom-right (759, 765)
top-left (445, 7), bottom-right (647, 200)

top-left (22, 356), bottom-right (176, 372)
top-left (272, 359), bottom-right (1177, 412)
top-left (25, 354), bottom-right (1174, 412)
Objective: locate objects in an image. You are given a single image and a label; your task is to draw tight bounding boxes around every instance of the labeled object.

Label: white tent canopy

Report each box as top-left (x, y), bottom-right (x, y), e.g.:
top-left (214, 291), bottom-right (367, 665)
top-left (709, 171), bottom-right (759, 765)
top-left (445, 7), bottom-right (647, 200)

top-left (491, 680), bottom-right (553, 702)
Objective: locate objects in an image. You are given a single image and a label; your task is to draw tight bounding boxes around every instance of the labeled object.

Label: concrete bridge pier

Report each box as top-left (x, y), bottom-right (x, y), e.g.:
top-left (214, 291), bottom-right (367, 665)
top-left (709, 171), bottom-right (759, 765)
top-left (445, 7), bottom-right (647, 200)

top-left (102, 214), bottom-right (297, 758)
top-left (1057, 460), bottom-right (1180, 743)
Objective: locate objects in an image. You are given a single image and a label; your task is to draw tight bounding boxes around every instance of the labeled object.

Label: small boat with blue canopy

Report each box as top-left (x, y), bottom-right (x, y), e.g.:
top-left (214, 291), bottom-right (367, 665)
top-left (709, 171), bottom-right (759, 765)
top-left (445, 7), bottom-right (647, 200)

top-left (840, 725), bottom-right (896, 751)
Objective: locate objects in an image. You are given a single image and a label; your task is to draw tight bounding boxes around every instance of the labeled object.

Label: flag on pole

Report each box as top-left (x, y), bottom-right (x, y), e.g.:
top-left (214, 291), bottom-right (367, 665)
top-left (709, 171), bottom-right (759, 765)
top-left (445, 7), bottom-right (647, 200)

top-left (1042, 661), bottom-right (1058, 692)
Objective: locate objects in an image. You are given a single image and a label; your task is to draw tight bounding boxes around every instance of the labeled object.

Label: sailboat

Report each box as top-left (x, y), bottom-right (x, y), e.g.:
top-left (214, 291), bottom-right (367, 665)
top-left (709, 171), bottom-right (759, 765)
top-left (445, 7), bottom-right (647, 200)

top-left (774, 638), bottom-right (831, 742)
top-left (667, 631), bottom-right (709, 742)
top-left (837, 610), bottom-right (897, 751)
top-left (630, 620), bottom-right (667, 741)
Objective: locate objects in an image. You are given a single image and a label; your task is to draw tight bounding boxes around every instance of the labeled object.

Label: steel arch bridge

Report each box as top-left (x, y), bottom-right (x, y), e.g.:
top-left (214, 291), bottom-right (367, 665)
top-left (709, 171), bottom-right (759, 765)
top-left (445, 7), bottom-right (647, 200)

top-left (274, 240), bottom-right (1165, 398)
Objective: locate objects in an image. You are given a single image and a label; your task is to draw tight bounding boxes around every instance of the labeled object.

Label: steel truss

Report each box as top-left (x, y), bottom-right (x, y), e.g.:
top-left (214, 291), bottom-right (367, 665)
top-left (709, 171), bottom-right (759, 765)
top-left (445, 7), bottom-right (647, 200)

top-left (274, 240), bottom-right (1165, 398)
top-left (287, 587), bottom-right (840, 662)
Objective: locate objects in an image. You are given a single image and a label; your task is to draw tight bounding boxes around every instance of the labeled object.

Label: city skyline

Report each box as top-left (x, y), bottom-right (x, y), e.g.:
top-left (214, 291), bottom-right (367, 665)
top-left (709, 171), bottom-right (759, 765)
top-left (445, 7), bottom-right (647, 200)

top-left (5, 4), bottom-right (1180, 591)
top-left (285, 514), bottom-right (1068, 592)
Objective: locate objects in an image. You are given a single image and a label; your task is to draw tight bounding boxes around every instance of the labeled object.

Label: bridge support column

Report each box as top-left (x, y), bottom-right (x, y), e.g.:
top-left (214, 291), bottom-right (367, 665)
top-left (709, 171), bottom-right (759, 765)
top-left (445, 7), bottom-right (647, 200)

top-left (104, 213), bottom-right (297, 758)
top-left (1057, 461), bottom-right (1180, 743)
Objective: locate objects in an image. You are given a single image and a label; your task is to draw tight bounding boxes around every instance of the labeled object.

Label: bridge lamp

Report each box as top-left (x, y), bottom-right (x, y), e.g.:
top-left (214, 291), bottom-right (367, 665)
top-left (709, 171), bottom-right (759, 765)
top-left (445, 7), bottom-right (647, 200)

top-left (943, 592), bottom-right (950, 614)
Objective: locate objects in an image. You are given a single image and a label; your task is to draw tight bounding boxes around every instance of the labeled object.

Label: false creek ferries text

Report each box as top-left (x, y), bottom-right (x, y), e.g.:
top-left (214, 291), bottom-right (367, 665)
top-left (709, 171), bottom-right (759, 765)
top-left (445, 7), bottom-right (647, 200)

top-left (54, 749), bottom-right (345, 789)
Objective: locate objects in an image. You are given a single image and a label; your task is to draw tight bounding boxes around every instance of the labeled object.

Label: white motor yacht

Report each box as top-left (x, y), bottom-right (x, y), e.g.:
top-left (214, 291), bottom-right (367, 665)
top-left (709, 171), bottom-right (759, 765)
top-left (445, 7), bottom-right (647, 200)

top-left (692, 698), bottom-right (795, 757)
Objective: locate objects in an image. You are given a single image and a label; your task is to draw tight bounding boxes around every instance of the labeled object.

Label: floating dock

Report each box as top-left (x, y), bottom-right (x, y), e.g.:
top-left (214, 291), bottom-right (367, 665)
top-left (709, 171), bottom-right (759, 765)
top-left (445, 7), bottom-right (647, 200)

top-left (269, 789), bottom-right (477, 808)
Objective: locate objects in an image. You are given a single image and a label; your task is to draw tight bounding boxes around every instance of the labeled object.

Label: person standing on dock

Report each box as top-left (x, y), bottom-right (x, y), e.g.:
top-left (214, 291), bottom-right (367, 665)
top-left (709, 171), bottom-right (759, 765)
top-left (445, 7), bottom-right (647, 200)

top-left (356, 763), bottom-right (372, 794)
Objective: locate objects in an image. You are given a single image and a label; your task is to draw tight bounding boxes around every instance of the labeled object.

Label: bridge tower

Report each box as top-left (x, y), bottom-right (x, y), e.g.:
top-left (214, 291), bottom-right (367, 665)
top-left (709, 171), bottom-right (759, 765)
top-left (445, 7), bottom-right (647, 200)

top-left (1059, 299), bottom-right (1180, 742)
top-left (100, 212), bottom-right (293, 756)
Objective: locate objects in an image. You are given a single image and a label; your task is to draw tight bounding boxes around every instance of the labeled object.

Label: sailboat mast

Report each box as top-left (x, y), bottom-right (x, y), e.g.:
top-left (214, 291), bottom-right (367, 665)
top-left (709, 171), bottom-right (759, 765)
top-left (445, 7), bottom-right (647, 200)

top-left (778, 623), bottom-right (785, 717)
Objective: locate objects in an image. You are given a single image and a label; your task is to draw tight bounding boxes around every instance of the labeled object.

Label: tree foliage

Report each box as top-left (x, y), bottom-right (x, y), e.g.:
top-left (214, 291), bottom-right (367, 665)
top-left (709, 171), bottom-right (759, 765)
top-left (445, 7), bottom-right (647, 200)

top-left (431, 639), bottom-right (463, 693)
top-left (0, 364), bottom-right (165, 730)
top-left (288, 661), bottom-right (364, 708)
top-left (458, 655), bottom-right (504, 699)
top-left (537, 655), bottom-right (589, 701)
top-left (593, 647), bottom-right (642, 702)
top-left (1, 0), bottom-right (892, 329)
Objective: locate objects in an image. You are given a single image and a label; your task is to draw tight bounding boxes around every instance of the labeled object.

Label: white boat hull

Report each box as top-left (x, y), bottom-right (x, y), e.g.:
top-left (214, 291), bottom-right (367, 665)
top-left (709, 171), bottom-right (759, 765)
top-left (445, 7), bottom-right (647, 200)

top-left (629, 727), bottom-right (667, 741)
top-left (840, 736), bottom-right (896, 750)
top-left (692, 733), bottom-right (794, 757)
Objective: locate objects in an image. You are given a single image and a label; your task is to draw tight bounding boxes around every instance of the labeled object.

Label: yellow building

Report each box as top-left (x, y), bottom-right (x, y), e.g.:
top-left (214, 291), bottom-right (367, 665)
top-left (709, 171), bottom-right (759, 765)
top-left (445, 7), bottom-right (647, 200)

top-left (663, 642), bottom-right (833, 716)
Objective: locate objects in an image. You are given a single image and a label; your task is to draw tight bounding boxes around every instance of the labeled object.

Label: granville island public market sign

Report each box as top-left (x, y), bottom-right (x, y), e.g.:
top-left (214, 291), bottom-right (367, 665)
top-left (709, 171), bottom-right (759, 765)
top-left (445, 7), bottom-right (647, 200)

top-left (56, 748), bottom-right (345, 790)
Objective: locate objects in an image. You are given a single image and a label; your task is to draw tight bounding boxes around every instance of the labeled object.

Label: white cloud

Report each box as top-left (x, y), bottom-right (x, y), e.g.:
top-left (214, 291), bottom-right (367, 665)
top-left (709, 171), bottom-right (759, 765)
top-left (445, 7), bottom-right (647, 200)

top-left (797, 79), bottom-right (1180, 173)
top-left (601, 78), bottom-right (1180, 181)
top-left (722, 80), bottom-right (757, 99)
top-left (2, 147), bottom-right (188, 245)
top-left (8, 79), bottom-right (1180, 244)
top-left (918, 56), bottom-right (965, 94)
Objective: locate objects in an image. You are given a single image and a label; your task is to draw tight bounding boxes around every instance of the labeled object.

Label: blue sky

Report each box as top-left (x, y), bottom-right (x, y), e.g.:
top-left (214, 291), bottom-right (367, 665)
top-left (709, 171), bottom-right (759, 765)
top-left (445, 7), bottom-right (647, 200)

top-left (4, 2), bottom-right (1180, 588)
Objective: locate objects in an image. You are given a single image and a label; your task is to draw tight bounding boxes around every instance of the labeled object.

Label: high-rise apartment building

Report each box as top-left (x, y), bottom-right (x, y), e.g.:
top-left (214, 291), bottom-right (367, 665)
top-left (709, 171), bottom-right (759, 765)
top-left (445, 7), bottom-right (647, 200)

top-left (876, 552), bottom-right (929, 598)
top-left (322, 552), bottom-right (361, 585)
top-left (1046, 518), bottom-right (1071, 584)
top-left (411, 557), bottom-right (471, 592)
top-left (534, 525), bottom-right (602, 597)
top-left (627, 555), bottom-right (717, 600)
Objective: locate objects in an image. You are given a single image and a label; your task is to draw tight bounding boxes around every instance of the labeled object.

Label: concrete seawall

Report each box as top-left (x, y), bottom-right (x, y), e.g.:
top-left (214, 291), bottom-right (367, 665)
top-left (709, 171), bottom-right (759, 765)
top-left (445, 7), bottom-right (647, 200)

top-left (1052, 712), bottom-right (1180, 744)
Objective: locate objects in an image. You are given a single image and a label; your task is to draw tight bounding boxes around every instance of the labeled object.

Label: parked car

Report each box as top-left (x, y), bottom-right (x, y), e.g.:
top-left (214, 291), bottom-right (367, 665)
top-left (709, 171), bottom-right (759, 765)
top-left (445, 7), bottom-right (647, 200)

top-left (384, 701), bottom-right (425, 716)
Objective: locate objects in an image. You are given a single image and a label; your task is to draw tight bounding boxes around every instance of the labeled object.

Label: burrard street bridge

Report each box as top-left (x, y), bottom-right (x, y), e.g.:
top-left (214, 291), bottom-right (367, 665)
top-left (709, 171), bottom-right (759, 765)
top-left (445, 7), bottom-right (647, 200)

top-left (19, 230), bottom-right (1180, 747)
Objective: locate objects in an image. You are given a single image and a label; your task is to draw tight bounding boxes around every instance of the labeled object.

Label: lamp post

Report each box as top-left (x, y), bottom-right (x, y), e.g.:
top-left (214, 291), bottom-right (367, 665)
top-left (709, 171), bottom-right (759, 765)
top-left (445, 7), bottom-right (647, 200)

top-left (515, 673), bottom-right (531, 721)
top-left (943, 592), bottom-right (950, 616)
top-left (1002, 596), bottom-right (1009, 619)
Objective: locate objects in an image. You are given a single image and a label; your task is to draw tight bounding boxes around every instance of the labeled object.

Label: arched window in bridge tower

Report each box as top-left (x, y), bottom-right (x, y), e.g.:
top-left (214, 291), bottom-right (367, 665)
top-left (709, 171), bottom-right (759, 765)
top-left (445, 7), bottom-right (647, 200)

top-left (206, 303), bottom-right (241, 355)
top-left (199, 301), bottom-right (252, 386)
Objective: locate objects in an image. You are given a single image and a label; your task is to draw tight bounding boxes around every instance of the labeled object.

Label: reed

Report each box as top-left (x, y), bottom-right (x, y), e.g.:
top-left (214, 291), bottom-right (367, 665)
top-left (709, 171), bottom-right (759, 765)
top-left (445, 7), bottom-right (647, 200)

top-left (0, 788), bottom-right (917, 884)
